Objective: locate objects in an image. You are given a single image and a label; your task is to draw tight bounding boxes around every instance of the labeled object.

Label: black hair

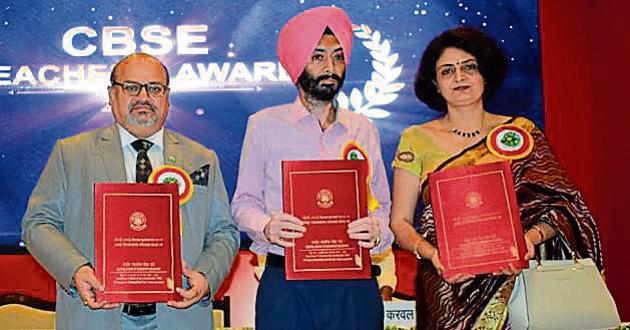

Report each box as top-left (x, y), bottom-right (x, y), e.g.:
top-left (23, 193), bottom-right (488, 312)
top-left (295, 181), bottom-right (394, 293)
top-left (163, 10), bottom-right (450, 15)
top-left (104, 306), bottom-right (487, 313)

top-left (414, 27), bottom-right (508, 112)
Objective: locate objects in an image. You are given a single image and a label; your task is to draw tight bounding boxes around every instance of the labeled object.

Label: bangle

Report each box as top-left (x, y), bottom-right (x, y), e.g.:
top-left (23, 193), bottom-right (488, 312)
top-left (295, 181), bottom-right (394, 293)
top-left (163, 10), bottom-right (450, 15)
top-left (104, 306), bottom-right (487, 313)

top-left (413, 240), bottom-right (423, 260)
top-left (530, 225), bottom-right (545, 244)
top-left (414, 239), bottom-right (436, 260)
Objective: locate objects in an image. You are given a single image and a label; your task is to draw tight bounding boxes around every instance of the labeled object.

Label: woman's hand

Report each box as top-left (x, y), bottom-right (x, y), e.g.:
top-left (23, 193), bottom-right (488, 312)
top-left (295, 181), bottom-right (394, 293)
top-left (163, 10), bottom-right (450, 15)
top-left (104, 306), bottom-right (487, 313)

top-left (492, 262), bottom-right (522, 276)
top-left (492, 234), bottom-right (536, 276)
top-left (422, 244), bottom-right (474, 284)
top-left (523, 232), bottom-right (536, 260)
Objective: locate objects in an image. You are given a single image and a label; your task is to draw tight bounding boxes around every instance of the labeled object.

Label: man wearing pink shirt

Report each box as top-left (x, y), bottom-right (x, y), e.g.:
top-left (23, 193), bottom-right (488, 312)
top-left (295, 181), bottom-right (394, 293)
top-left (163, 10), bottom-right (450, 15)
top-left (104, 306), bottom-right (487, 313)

top-left (231, 6), bottom-right (391, 330)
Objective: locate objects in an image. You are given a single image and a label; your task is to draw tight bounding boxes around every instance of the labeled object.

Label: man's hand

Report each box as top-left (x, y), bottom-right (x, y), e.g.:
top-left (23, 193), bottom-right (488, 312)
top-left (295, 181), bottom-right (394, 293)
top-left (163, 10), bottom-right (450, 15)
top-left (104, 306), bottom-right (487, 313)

top-left (263, 212), bottom-right (306, 247)
top-left (74, 265), bottom-right (119, 309)
top-left (167, 261), bottom-right (210, 309)
top-left (347, 216), bottom-right (381, 248)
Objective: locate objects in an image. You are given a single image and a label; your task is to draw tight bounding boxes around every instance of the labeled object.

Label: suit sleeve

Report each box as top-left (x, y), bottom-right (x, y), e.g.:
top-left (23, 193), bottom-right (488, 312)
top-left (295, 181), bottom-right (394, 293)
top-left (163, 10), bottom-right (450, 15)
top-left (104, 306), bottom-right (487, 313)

top-left (21, 141), bottom-right (89, 292)
top-left (192, 151), bottom-right (240, 298)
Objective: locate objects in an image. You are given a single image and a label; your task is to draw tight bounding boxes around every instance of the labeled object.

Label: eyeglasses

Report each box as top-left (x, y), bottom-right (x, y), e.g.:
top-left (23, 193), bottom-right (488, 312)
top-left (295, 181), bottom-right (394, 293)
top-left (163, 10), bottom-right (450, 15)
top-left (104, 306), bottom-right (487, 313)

top-left (111, 81), bottom-right (169, 97)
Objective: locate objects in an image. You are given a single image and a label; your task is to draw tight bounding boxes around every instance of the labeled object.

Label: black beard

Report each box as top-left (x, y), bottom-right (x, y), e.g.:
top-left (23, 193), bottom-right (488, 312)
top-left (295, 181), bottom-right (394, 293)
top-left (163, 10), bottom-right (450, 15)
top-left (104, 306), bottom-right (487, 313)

top-left (297, 71), bottom-right (345, 101)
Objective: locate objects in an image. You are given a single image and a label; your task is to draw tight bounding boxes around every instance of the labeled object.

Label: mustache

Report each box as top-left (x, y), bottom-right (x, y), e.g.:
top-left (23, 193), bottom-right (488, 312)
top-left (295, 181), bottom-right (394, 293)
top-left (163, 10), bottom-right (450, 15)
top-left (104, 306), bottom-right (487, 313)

top-left (315, 74), bottom-right (342, 84)
top-left (128, 100), bottom-right (157, 113)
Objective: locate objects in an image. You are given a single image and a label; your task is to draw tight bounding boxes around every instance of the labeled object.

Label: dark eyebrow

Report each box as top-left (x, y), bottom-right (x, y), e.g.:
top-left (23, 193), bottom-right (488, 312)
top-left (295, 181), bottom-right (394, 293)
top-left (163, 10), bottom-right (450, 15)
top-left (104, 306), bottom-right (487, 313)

top-left (122, 80), bottom-right (164, 85)
top-left (313, 47), bottom-right (344, 53)
top-left (437, 58), bottom-right (476, 69)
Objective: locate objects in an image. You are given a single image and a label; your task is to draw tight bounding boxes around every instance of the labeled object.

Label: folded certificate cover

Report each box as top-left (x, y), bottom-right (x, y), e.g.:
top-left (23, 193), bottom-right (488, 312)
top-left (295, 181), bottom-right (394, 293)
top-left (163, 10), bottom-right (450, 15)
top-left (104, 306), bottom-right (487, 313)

top-left (282, 160), bottom-right (371, 280)
top-left (94, 183), bottom-right (182, 303)
top-left (429, 161), bottom-right (527, 278)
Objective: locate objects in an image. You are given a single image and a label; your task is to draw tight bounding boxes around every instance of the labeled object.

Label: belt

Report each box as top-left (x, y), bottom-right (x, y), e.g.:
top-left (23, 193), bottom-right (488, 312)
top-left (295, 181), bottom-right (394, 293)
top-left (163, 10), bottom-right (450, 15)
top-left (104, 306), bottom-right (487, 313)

top-left (266, 253), bottom-right (381, 277)
top-left (122, 303), bottom-right (156, 316)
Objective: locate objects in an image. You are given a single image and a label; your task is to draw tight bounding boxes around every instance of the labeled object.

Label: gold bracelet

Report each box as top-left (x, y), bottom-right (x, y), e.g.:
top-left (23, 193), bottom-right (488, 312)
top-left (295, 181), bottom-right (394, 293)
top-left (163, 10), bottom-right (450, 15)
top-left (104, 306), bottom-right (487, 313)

top-left (413, 239), bottom-right (423, 260)
top-left (414, 238), bottom-right (438, 260)
top-left (530, 225), bottom-right (545, 244)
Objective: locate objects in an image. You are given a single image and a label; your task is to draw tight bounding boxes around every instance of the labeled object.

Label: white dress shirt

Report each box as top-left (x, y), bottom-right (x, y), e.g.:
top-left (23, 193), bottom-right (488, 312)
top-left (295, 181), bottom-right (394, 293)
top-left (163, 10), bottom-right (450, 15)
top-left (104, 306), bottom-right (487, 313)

top-left (116, 124), bottom-right (164, 183)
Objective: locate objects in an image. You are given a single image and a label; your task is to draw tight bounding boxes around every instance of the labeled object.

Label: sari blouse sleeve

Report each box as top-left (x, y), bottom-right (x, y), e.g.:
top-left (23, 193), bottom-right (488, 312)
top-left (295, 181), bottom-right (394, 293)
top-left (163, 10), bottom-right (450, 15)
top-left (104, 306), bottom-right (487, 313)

top-left (392, 126), bottom-right (423, 178)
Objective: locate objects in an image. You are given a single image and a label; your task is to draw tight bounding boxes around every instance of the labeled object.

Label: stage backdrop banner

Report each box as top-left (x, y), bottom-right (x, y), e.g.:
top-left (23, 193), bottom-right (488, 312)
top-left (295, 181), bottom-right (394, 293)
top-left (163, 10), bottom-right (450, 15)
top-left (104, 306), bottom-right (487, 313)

top-left (0, 0), bottom-right (541, 248)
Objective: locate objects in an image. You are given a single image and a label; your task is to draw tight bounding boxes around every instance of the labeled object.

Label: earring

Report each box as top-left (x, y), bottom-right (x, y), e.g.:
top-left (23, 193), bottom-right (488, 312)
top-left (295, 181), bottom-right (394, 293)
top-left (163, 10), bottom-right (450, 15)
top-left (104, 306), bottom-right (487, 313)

top-left (432, 79), bottom-right (440, 93)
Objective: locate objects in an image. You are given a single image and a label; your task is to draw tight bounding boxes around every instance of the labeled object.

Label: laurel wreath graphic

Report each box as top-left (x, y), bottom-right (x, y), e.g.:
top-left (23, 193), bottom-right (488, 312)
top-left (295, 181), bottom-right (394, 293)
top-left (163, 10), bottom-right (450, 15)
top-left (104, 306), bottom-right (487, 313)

top-left (336, 24), bottom-right (405, 119)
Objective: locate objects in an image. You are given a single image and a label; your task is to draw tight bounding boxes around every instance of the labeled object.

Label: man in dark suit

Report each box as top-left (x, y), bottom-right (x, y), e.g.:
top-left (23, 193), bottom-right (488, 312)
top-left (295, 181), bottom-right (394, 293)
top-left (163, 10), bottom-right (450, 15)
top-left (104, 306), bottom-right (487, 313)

top-left (22, 53), bottom-right (239, 329)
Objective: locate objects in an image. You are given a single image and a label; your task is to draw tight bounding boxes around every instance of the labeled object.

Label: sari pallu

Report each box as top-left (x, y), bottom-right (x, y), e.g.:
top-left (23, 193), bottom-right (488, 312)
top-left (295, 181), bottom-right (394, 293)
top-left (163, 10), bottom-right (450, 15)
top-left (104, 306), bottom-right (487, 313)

top-left (414, 117), bottom-right (603, 330)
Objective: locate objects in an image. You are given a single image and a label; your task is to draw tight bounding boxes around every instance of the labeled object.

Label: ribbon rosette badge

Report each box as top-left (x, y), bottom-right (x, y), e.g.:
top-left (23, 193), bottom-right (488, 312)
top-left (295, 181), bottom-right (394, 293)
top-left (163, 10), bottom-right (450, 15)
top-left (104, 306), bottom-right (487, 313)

top-left (486, 124), bottom-right (534, 160)
top-left (341, 141), bottom-right (368, 162)
top-left (148, 165), bottom-right (194, 205)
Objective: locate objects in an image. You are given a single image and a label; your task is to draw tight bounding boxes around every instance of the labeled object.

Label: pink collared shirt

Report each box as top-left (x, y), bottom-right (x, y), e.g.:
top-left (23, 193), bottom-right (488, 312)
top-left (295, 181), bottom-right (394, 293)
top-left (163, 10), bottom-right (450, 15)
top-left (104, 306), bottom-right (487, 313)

top-left (231, 97), bottom-right (393, 256)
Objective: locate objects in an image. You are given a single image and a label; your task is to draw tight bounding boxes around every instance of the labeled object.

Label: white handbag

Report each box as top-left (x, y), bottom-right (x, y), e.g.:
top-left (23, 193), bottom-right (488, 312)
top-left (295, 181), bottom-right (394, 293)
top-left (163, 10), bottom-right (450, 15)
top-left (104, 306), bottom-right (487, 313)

top-left (508, 251), bottom-right (620, 330)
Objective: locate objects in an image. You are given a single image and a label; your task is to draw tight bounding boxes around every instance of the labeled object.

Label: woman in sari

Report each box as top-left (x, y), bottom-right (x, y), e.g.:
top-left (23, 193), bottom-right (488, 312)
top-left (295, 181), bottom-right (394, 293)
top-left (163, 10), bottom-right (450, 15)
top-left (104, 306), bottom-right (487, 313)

top-left (390, 27), bottom-right (603, 329)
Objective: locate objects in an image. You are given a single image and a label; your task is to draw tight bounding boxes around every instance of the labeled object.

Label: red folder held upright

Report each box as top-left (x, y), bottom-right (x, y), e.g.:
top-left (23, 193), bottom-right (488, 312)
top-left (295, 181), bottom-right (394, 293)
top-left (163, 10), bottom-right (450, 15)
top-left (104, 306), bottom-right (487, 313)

top-left (428, 161), bottom-right (527, 278)
top-left (94, 183), bottom-right (182, 303)
top-left (282, 160), bottom-right (371, 280)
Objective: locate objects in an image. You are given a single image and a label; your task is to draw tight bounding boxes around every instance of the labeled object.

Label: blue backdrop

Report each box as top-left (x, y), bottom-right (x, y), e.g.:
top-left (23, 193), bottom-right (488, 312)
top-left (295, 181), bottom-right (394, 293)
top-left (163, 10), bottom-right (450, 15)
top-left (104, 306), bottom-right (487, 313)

top-left (0, 0), bottom-right (541, 248)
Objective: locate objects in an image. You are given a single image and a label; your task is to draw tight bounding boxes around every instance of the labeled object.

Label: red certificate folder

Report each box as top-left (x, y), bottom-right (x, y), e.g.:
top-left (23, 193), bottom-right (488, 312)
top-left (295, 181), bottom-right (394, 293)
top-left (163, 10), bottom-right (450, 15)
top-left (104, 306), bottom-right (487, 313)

top-left (282, 160), bottom-right (371, 280)
top-left (94, 183), bottom-right (182, 303)
top-left (428, 161), bottom-right (527, 278)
